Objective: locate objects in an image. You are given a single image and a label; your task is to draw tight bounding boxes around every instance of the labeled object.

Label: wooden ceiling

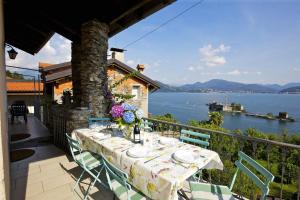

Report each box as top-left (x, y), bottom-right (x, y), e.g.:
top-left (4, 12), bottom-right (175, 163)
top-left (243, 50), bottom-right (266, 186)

top-left (4, 0), bottom-right (175, 55)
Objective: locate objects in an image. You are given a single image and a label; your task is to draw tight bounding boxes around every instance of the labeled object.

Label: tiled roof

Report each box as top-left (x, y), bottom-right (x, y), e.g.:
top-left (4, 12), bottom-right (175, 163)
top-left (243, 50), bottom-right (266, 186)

top-left (7, 80), bottom-right (44, 93)
top-left (40, 59), bottom-right (160, 90)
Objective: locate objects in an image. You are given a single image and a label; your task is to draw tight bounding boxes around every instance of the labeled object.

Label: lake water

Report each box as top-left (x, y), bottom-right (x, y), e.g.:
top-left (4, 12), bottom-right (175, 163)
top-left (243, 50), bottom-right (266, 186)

top-left (149, 92), bottom-right (300, 134)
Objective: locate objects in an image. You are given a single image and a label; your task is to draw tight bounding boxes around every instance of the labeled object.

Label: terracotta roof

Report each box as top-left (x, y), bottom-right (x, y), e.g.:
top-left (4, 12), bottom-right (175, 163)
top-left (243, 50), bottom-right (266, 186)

top-left (40, 59), bottom-right (160, 91)
top-left (7, 80), bottom-right (44, 93)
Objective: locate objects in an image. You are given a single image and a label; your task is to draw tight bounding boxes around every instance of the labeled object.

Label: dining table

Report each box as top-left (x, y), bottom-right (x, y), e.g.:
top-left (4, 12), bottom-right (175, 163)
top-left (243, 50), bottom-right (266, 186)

top-left (72, 125), bottom-right (224, 200)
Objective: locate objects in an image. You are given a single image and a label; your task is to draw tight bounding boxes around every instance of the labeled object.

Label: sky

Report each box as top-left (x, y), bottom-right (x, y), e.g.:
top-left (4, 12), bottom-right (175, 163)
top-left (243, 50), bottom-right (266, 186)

top-left (5, 0), bottom-right (300, 85)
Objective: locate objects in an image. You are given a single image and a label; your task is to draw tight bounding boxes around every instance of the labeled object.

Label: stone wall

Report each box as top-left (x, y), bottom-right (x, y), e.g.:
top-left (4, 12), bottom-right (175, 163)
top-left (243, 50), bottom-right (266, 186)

top-left (80, 20), bottom-right (110, 117)
top-left (107, 67), bottom-right (149, 117)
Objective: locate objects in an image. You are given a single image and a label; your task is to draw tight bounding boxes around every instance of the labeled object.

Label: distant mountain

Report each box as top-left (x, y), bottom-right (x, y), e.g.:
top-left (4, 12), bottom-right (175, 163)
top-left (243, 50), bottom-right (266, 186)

top-left (156, 79), bottom-right (300, 93)
top-left (280, 86), bottom-right (300, 93)
top-left (265, 82), bottom-right (300, 90)
top-left (155, 81), bottom-right (181, 92)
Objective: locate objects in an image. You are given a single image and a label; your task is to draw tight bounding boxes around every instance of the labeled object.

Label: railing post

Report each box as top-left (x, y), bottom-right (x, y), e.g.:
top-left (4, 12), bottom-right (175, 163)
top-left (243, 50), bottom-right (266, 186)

top-left (266, 144), bottom-right (271, 171)
top-left (297, 150), bottom-right (300, 200)
top-left (252, 141), bottom-right (258, 159)
top-left (280, 148), bottom-right (287, 199)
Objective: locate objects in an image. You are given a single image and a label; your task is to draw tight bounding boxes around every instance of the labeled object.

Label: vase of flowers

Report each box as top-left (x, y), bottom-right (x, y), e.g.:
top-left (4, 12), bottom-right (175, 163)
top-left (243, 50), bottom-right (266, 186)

top-left (110, 103), bottom-right (143, 140)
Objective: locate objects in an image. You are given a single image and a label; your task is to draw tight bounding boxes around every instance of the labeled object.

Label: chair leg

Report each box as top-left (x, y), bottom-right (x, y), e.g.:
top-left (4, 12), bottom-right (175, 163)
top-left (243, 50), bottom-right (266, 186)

top-left (83, 169), bottom-right (102, 200)
top-left (73, 169), bottom-right (85, 191)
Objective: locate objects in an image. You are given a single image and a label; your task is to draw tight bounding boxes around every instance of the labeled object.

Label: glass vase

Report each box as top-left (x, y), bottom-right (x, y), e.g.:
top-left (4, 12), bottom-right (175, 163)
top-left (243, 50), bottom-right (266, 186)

top-left (123, 126), bottom-right (133, 140)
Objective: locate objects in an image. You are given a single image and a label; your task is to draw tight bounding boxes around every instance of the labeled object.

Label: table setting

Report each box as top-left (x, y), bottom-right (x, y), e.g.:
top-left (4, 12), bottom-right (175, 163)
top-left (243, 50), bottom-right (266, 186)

top-left (71, 103), bottom-right (223, 200)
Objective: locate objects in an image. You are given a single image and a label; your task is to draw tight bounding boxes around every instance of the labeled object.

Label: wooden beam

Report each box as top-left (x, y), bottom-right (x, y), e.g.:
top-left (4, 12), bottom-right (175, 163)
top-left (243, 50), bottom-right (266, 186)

top-left (109, 0), bottom-right (151, 25)
top-left (37, 11), bottom-right (80, 41)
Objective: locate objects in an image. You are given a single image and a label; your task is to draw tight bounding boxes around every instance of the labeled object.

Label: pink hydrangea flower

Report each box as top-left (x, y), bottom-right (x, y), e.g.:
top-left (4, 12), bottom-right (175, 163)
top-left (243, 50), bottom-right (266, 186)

top-left (111, 104), bottom-right (124, 118)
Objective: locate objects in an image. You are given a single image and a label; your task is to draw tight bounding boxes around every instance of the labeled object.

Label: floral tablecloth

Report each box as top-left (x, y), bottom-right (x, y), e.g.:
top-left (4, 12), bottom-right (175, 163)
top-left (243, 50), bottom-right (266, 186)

top-left (72, 128), bottom-right (223, 200)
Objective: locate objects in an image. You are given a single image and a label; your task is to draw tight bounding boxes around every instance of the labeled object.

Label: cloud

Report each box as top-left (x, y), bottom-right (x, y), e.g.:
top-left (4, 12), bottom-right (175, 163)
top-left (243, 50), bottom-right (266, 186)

top-left (227, 70), bottom-right (241, 76)
top-left (199, 44), bottom-right (230, 67)
top-left (5, 34), bottom-right (71, 70)
top-left (293, 67), bottom-right (300, 72)
top-left (256, 71), bottom-right (262, 75)
top-left (126, 60), bottom-right (135, 66)
top-left (188, 66), bottom-right (195, 71)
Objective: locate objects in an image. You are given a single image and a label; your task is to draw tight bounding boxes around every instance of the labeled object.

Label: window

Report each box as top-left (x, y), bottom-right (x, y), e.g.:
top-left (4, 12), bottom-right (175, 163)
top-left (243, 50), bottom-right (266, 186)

top-left (132, 86), bottom-right (140, 100)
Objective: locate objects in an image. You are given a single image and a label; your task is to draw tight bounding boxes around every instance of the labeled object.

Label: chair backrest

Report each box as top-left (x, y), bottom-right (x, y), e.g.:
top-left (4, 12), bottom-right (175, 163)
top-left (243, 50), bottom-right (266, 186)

top-left (88, 117), bottom-right (112, 128)
top-left (11, 104), bottom-right (28, 115)
top-left (229, 151), bottom-right (274, 200)
top-left (101, 154), bottom-right (132, 192)
top-left (180, 129), bottom-right (210, 148)
top-left (65, 133), bottom-right (81, 162)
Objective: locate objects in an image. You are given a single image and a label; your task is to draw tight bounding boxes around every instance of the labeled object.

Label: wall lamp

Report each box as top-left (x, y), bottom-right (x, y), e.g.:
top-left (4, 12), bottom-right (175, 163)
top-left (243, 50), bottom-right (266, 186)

top-left (6, 44), bottom-right (18, 59)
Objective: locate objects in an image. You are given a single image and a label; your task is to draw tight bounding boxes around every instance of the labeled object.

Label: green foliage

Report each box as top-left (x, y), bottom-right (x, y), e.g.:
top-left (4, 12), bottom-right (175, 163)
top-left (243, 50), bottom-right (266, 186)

top-left (208, 111), bottom-right (224, 126)
top-left (109, 71), bottom-right (138, 103)
top-left (151, 113), bottom-right (178, 123)
top-left (6, 70), bottom-right (25, 79)
top-left (151, 112), bottom-right (300, 199)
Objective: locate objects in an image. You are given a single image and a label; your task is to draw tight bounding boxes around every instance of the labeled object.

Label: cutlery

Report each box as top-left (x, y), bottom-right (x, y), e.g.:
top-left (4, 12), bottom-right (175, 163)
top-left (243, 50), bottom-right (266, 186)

top-left (144, 155), bottom-right (160, 163)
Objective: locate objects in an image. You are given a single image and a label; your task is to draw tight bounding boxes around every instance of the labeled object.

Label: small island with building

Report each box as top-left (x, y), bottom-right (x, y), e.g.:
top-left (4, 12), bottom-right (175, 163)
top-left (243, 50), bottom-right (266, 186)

top-left (207, 101), bottom-right (295, 122)
top-left (207, 102), bottom-right (245, 113)
top-left (246, 112), bottom-right (295, 122)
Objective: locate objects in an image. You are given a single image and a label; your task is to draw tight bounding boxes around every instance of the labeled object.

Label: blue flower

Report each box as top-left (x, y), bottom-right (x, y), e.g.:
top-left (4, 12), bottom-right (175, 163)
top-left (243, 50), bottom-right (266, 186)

top-left (123, 111), bottom-right (135, 124)
top-left (122, 103), bottom-right (137, 111)
top-left (136, 109), bottom-right (143, 119)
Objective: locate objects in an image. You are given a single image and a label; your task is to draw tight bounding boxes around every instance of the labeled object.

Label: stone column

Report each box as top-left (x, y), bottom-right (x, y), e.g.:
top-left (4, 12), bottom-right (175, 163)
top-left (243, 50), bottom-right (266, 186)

top-left (0, 0), bottom-right (10, 198)
top-left (81, 20), bottom-right (110, 117)
top-left (71, 41), bottom-right (82, 106)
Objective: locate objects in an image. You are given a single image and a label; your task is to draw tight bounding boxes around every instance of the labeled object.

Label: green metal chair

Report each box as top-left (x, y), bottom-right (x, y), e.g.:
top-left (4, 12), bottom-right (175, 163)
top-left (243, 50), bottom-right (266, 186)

top-left (180, 129), bottom-right (210, 148)
top-left (88, 117), bottom-right (112, 128)
top-left (189, 151), bottom-right (274, 200)
top-left (66, 133), bottom-right (108, 200)
top-left (101, 154), bottom-right (146, 200)
top-left (180, 129), bottom-right (210, 182)
top-left (140, 119), bottom-right (153, 132)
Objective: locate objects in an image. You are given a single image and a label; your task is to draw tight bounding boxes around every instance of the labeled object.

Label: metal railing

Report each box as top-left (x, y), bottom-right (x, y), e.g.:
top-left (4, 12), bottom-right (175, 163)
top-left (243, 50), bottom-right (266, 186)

top-left (45, 110), bottom-right (300, 199)
top-left (144, 117), bottom-right (300, 200)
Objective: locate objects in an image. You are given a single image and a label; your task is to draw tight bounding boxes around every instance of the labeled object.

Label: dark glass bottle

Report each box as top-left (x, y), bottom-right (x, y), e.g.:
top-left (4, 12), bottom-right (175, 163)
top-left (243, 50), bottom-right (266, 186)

top-left (133, 124), bottom-right (141, 143)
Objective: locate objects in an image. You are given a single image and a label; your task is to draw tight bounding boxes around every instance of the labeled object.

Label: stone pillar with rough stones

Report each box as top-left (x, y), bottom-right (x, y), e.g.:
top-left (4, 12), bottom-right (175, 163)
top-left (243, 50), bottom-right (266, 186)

top-left (71, 41), bottom-right (82, 107)
top-left (81, 20), bottom-right (110, 117)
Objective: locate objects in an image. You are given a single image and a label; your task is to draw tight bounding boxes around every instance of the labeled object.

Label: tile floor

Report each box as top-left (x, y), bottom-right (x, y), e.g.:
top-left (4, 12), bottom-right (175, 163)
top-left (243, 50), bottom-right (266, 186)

top-left (10, 145), bottom-right (113, 200)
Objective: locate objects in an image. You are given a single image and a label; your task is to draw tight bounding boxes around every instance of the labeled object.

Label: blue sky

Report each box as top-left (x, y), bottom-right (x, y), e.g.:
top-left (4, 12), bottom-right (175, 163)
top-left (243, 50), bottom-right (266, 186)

top-left (6, 0), bottom-right (300, 85)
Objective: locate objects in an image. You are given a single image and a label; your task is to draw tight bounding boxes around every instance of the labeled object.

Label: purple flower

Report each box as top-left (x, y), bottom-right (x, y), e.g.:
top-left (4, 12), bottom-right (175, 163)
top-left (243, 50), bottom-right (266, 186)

top-left (123, 111), bottom-right (135, 123)
top-left (111, 104), bottom-right (124, 118)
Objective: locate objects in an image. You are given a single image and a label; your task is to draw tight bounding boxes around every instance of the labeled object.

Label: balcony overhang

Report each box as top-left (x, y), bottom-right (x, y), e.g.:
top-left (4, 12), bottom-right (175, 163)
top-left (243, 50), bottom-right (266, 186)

top-left (4, 0), bottom-right (175, 54)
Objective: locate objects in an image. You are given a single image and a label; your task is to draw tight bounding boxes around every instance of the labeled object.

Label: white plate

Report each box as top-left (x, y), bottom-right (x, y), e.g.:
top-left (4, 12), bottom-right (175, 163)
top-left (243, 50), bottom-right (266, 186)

top-left (91, 132), bottom-right (111, 140)
top-left (127, 146), bottom-right (150, 158)
top-left (173, 150), bottom-right (202, 164)
top-left (159, 137), bottom-right (178, 145)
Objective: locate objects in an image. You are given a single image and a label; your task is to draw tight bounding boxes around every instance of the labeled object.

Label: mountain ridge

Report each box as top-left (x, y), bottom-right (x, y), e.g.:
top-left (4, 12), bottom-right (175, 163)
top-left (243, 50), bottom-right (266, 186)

top-left (156, 79), bottom-right (300, 93)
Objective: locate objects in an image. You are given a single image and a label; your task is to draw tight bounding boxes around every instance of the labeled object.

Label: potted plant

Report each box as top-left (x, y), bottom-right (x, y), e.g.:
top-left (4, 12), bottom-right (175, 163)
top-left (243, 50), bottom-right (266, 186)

top-left (110, 103), bottom-right (143, 139)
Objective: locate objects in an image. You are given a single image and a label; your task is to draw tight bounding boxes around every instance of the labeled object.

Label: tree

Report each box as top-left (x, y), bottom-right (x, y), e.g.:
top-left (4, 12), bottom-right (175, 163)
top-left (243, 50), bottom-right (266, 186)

top-left (6, 70), bottom-right (25, 79)
top-left (208, 111), bottom-right (224, 127)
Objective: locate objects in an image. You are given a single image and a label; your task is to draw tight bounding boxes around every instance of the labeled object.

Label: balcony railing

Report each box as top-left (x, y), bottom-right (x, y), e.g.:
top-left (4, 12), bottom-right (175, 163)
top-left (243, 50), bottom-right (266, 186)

top-left (144, 117), bottom-right (300, 200)
top-left (46, 110), bottom-right (300, 199)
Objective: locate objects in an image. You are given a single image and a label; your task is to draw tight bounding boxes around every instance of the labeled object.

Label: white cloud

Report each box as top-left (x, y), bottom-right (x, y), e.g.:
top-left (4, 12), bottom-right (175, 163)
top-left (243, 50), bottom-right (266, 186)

top-left (5, 34), bottom-right (71, 70)
top-left (126, 60), bottom-right (135, 66)
top-left (293, 67), bottom-right (300, 72)
top-left (188, 66), bottom-right (195, 71)
top-left (256, 71), bottom-right (262, 75)
top-left (199, 44), bottom-right (230, 67)
top-left (227, 70), bottom-right (241, 76)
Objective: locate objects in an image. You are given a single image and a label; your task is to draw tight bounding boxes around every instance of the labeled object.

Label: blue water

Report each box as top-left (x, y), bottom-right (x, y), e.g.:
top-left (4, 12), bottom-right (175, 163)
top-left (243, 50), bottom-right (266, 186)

top-left (149, 92), bottom-right (300, 134)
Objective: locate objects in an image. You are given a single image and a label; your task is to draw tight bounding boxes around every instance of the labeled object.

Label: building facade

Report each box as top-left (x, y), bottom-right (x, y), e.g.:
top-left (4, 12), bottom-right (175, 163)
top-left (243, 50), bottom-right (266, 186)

top-left (39, 59), bottom-right (159, 117)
